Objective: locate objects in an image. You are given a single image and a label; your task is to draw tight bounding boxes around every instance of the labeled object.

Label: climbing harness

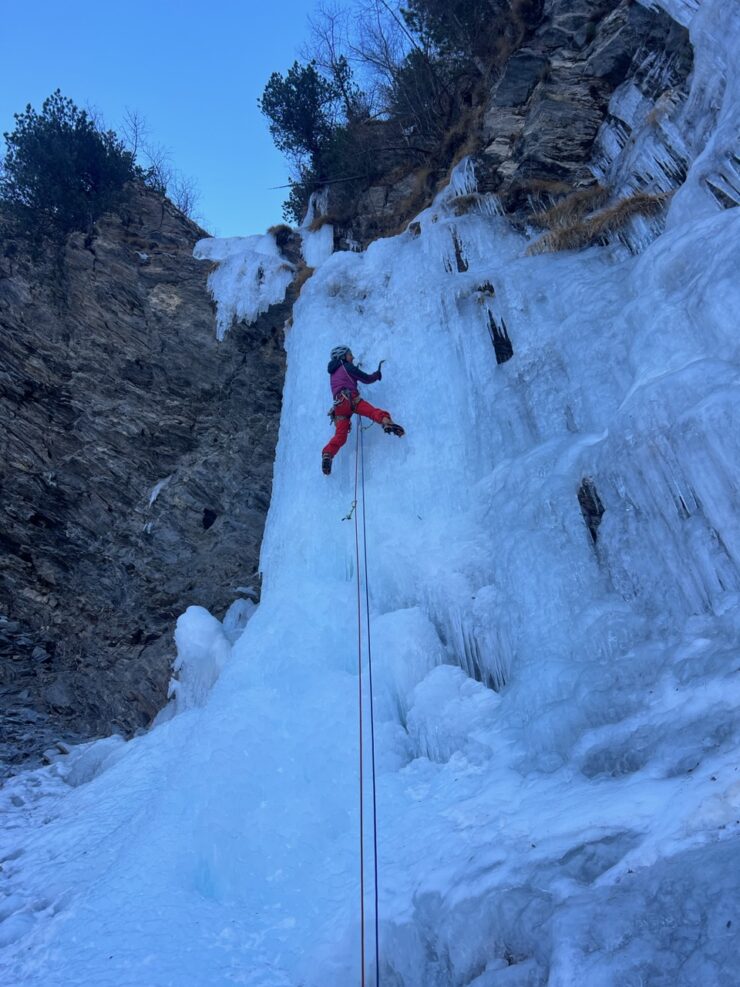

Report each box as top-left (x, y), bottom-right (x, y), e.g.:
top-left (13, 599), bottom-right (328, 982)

top-left (352, 420), bottom-right (381, 987)
top-left (329, 389), bottom-right (361, 425)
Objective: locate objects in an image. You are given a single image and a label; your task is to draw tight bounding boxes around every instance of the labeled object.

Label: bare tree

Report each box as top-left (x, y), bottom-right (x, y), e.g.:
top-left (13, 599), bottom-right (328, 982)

top-left (303, 0), bottom-right (408, 116)
top-left (170, 173), bottom-right (201, 222)
top-left (143, 144), bottom-right (174, 195)
top-left (120, 108), bottom-right (150, 160)
top-left (350, 0), bottom-right (410, 101)
top-left (304, 3), bottom-right (349, 80)
top-left (118, 108), bottom-right (202, 219)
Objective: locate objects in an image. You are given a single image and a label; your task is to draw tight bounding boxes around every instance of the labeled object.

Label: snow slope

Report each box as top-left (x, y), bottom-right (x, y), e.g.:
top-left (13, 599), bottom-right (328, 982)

top-left (1, 1), bottom-right (739, 984)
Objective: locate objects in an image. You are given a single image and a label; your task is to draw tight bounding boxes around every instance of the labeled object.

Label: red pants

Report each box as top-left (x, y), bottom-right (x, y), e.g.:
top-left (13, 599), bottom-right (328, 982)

top-left (322, 396), bottom-right (390, 458)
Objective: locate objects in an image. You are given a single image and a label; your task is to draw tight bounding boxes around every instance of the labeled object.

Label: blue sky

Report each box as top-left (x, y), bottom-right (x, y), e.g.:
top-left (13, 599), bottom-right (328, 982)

top-left (0, 0), bottom-right (318, 235)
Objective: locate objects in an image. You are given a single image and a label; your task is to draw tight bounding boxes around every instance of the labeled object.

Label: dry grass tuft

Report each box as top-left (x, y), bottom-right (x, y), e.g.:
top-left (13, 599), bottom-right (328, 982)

top-left (450, 192), bottom-right (486, 215)
top-left (520, 178), bottom-right (573, 197)
top-left (375, 166), bottom-right (440, 241)
top-left (449, 128), bottom-right (484, 169)
top-left (267, 223), bottom-right (293, 240)
top-left (527, 190), bottom-right (671, 255)
top-left (529, 184), bottom-right (609, 230)
top-left (307, 212), bottom-right (339, 233)
top-left (291, 264), bottom-right (315, 296)
top-left (447, 96), bottom-right (487, 170)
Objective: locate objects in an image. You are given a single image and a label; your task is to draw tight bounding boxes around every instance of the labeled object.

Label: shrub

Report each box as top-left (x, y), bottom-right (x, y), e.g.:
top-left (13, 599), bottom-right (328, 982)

top-left (402, 0), bottom-right (542, 68)
top-left (527, 190), bottom-right (670, 254)
top-left (280, 177), bottom-right (314, 225)
top-left (267, 223), bottom-right (295, 247)
top-left (529, 183), bottom-right (609, 230)
top-left (0, 90), bottom-right (139, 240)
top-left (403, 0), bottom-right (507, 63)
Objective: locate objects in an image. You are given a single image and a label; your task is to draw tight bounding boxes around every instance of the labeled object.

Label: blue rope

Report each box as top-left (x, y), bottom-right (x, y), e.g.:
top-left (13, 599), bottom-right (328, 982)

top-left (359, 423), bottom-right (381, 985)
top-left (352, 423), bottom-right (366, 987)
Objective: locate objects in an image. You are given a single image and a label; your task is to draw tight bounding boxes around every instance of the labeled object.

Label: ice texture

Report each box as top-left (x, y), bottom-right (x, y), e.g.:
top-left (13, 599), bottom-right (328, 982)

top-left (221, 596), bottom-right (258, 645)
top-left (300, 189), bottom-right (335, 269)
top-left (147, 474), bottom-right (172, 506)
top-left (194, 232), bottom-right (295, 340)
top-left (1, 1), bottom-right (740, 984)
top-left (167, 605), bottom-right (233, 714)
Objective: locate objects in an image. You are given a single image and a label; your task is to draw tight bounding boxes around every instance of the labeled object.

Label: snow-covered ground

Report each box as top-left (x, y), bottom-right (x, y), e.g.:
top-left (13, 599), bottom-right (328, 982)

top-left (2, 1), bottom-right (739, 984)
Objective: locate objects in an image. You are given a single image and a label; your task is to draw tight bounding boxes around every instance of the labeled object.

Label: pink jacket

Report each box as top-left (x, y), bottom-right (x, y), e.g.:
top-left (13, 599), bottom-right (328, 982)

top-left (328, 357), bottom-right (381, 398)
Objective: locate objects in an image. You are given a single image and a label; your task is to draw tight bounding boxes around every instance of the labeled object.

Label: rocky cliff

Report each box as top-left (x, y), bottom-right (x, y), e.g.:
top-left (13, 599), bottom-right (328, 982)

top-left (0, 188), bottom-right (286, 773)
top-left (476, 0), bottom-right (692, 211)
top-left (329, 0), bottom-right (692, 248)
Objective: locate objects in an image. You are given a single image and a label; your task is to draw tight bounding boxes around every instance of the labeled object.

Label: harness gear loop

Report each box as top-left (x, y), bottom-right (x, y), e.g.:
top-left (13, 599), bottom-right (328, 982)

top-left (329, 388), bottom-right (362, 426)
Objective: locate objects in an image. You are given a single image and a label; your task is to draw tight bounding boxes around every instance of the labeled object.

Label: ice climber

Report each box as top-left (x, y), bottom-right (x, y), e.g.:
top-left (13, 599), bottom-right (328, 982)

top-left (322, 345), bottom-right (404, 475)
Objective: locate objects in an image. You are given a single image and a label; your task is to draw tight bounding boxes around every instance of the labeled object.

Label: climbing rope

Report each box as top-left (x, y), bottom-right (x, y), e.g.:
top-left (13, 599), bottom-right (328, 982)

top-left (352, 421), bottom-right (381, 986)
top-left (352, 424), bottom-right (366, 987)
top-left (360, 423), bottom-right (381, 986)
top-left (342, 426), bottom-right (375, 522)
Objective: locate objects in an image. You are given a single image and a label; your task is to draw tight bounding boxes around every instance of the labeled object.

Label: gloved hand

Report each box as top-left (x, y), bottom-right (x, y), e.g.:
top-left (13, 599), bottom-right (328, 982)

top-left (377, 359), bottom-right (386, 379)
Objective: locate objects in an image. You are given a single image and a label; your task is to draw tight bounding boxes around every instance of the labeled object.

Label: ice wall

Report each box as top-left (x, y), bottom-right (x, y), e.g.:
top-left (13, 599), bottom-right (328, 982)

top-left (1, 1), bottom-right (739, 985)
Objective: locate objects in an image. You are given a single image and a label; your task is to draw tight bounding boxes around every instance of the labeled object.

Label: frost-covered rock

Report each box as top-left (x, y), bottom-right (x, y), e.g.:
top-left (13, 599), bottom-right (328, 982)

top-left (167, 605), bottom-right (233, 714)
top-left (300, 190), bottom-right (335, 269)
top-left (194, 232), bottom-right (295, 340)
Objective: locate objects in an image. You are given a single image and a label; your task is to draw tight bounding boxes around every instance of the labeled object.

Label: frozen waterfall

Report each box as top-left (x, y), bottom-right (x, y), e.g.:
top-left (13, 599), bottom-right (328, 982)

top-left (1, 0), bottom-right (740, 984)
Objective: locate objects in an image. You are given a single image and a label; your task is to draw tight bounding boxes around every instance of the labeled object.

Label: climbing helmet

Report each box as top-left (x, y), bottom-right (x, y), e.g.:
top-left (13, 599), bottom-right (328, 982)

top-left (330, 345), bottom-right (351, 362)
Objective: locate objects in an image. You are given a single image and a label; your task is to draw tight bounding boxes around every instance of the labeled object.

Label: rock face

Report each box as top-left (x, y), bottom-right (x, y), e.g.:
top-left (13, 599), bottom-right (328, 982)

top-left (0, 187), bottom-right (285, 773)
top-left (476, 0), bottom-right (693, 211)
top-left (325, 0), bottom-right (692, 248)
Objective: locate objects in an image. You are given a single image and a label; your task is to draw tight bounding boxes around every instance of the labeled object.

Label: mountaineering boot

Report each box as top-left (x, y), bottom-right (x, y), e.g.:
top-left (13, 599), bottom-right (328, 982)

top-left (382, 420), bottom-right (405, 437)
top-left (322, 453), bottom-right (333, 475)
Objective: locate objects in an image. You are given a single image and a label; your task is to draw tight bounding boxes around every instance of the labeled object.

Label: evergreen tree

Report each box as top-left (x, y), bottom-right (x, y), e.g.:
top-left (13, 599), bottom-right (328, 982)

top-left (0, 90), bottom-right (138, 240)
top-left (402, 0), bottom-right (541, 65)
top-left (258, 61), bottom-right (340, 176)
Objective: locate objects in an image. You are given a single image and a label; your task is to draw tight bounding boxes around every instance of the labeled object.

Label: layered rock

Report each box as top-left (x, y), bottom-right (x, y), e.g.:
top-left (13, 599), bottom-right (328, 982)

top-left (476, 0), bottom-right (693, 211)
top-left (0, 188), bottom-right (286, 773)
